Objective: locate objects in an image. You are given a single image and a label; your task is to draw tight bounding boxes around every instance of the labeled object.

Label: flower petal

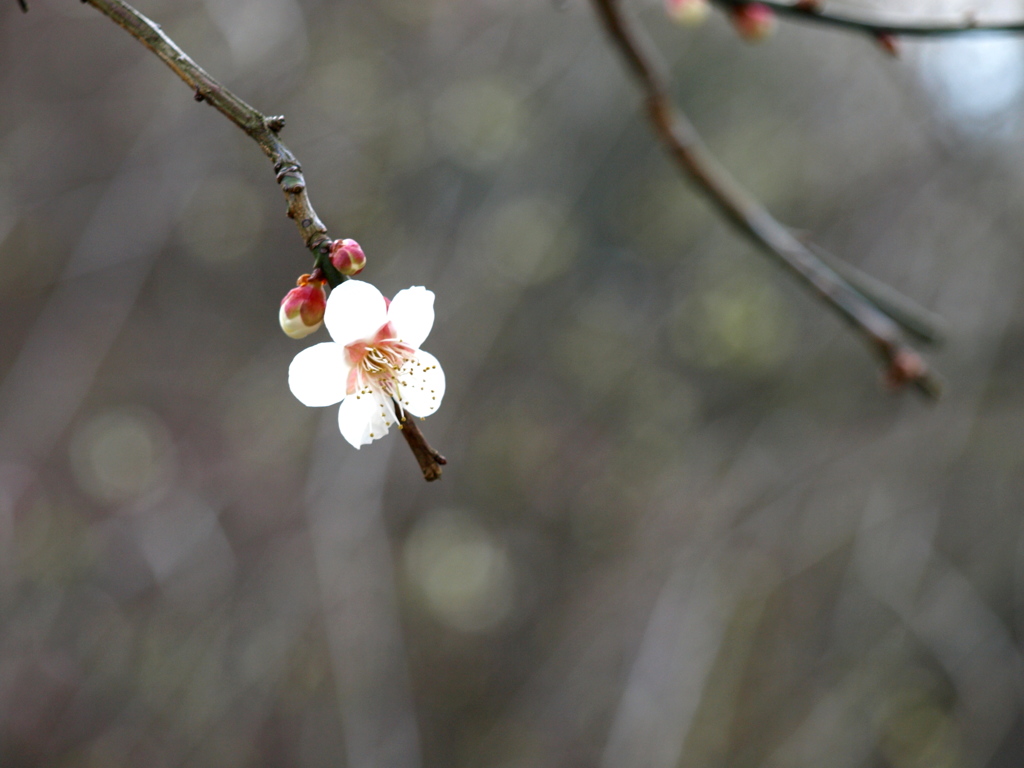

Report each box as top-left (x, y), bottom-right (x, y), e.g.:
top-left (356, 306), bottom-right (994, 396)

top-left (387, 286), bottom-right (435, 348)
top-left (324, 280), bottom-right (388, 346)
top-left (337, 392), bottom-right (392, 448)
top-left (394, 350), bottom-right (445, 418)
top-left (289, 342), bottom-right (351, 407)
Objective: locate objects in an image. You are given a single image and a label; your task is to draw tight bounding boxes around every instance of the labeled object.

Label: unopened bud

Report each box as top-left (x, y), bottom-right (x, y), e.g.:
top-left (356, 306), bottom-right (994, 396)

top-left (883, 348), bottom-right (927, 391)
top-left (279, 275), bottom-right (327, 339)
top-left (729, 3), bottom-right (777, 42)
top-left (874, 32), bottom-right (900, 58)
top-left (664, 0), bottom-right (710, 26)
top-left (329, 238), bottom-right (367, 276)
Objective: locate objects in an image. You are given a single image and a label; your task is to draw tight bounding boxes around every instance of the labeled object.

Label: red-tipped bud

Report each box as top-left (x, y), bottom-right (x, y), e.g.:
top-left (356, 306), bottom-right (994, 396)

top-left (329, 238), bottom-right (367, 276)
top-left (729, 3), bottom-right (777, 42)
top-left (279, 275), bottom-right (327, 339)
top-left (883, 349), bottom-right (927, 391)
top-left (874, 32), bottom-right (900, 58)
top-left (664, 0), bottom-right (710, 26)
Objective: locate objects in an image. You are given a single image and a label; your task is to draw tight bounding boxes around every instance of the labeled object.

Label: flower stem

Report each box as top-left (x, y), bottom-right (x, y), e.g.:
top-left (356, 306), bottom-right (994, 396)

top-left (398, 414), bottom-right (447, 482)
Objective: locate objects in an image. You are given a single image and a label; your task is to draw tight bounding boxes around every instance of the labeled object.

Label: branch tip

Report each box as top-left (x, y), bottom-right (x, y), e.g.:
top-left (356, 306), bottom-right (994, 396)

top-left (883, 348), bottom-right (942, 399)
top-left (398, 415), bottom-right (447, 482)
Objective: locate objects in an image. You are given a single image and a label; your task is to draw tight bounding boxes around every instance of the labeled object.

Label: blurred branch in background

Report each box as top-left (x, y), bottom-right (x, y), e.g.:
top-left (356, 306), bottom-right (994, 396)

top-left (713, 0), bottom-right (1024, 36)
top-left (591, 0), bottom-right (942, 396)
top-left (304, 418), bottom-right (422, 768)
top-left (806, 242), bottom-right (948, 346)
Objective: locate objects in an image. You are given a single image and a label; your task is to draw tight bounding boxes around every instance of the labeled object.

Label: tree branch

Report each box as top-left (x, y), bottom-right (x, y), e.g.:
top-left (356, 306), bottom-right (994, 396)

top-left (805, 242), bottom-right (947, 347)
top-left (80, 0), bottom-right (447, 479)
top-left (713, 0), bottom-right (1024, 37)
top-left (591, 0), bottom-right (941, 397)
top-left (83, 0), bottom-right (329, 257)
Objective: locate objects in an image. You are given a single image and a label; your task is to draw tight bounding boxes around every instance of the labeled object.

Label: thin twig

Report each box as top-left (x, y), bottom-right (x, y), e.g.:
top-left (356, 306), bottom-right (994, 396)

top-left (79, 0), bottom-right (447, 478)
top-left (591, 0), bottom-right (941, 397)
top-left (805, 243), bottom-right (947, 346)
top-left (398, 414), bottom-right (447, 482)
top-left (713, 0), bottom-right (1024, 37)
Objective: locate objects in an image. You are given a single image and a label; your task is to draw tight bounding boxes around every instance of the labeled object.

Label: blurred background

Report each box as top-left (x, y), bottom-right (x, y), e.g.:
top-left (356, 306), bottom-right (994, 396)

top-left (3, 0), bottom-right (1024, 765)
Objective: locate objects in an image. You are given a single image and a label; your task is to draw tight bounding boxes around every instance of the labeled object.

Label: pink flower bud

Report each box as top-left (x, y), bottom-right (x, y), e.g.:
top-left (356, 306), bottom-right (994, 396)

top-left (874, 32), bottom-right (900, 58)
top-left (664, 0), bottom-right (710, 26)
top-left (329, 238), bottom-right (367, 276)
top-left (729, 3), bottom-right (777, 42)
top-left (279, 276), bottom-right (327, 339)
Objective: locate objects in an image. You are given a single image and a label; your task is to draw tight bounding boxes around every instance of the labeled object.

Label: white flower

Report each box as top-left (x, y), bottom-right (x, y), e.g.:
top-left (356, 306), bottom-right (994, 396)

top-left (288, 280), bottom-right (445, 448)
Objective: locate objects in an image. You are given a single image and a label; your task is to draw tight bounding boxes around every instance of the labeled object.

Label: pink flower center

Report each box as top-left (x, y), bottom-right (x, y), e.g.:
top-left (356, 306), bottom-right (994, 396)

top-left (344, 322), bottom-right (416, 399)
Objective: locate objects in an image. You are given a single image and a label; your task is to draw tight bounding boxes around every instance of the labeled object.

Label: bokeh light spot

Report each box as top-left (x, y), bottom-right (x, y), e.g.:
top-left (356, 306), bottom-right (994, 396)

top-left (431, 79), bottom-right (525, 170)
top-left (919, 38), bottom-right (1024, 133)
top-left (669, 273), bottom-right (796, 372)
top-left (69, 407), bottom-right (175, 505)
top-left (403, 510), bottom-right (515, 633)
top-left (483, 196), bottom-right (579, 285)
